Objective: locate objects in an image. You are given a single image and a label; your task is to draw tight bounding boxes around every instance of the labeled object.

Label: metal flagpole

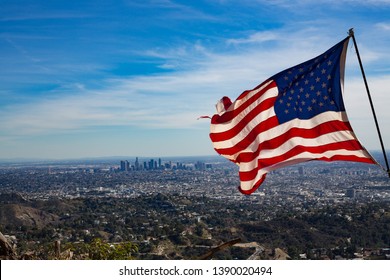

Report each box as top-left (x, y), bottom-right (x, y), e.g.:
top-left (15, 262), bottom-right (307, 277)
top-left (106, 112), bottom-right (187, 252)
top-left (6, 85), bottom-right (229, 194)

top-left (348, 28), bottom-right (390, 177)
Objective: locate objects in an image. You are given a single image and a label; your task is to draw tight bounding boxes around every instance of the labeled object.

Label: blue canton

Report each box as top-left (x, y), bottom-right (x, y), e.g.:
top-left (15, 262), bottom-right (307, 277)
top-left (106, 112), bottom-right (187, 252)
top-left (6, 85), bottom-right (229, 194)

top-left (273, 39), bottom-right (347, 124)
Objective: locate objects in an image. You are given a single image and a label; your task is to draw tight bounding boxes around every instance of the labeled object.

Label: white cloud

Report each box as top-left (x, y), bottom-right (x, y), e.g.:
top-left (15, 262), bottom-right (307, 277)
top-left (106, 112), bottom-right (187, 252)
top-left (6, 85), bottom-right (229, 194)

top-left (227, 31), bottom-right (278, 45)
top-left (376, 22), bottom-right (390, 31)
top-left (343, 75), bottom-right (390, 150)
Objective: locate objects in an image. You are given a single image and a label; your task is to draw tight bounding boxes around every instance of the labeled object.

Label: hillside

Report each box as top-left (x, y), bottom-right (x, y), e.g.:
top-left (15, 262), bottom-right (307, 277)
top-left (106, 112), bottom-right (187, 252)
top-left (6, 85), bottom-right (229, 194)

top-left (0, 204), bottom-right (59, 229)
top-left (0, 193), bottom-right (389, 260)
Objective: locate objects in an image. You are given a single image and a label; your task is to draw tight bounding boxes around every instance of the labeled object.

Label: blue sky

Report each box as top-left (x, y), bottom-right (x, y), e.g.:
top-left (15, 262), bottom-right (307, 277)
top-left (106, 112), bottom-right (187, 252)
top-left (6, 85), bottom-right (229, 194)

top-left (1, 0), bottom-right (390, 159)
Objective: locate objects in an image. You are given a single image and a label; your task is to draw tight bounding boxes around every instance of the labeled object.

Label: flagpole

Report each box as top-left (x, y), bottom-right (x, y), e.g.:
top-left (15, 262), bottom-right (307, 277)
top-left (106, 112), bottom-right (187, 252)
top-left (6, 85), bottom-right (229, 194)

top-left (348, 28), bottom-right (390, 177)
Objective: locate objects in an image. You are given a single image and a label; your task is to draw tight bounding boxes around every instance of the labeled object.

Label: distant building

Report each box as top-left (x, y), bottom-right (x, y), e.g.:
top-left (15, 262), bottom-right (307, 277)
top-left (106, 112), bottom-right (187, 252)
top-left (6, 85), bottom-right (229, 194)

top-left (120, 160), bottom-right (125, 171)
top-left (148, 159), bottom-right (155, 170)
top-left (346, 188), bottom-right (356, 198)
top-left (195, 161), bottom-right (206, 171)
top-left (120, 160), bottom-right (130, 171)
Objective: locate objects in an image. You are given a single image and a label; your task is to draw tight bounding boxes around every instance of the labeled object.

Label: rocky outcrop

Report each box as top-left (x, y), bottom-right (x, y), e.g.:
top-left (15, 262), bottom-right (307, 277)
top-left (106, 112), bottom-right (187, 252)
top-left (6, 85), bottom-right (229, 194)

top-left (0, 231), bottom-right (16, 259)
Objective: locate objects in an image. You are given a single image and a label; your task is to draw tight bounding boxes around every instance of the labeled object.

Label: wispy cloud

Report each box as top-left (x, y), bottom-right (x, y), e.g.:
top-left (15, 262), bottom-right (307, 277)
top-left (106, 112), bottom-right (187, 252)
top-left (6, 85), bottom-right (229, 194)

top-left (2, 26), bottom-right (387, 141)
top-left (376, 22), bottom-right (390, 30)
top-left (124, 0), bottom-right (219, 21)
top-left (0, 69), bottom-right (219, 137)
top-left (0, 9), bottom-right (92, 22)
top-left (227, 31), bottom-right (278, 45)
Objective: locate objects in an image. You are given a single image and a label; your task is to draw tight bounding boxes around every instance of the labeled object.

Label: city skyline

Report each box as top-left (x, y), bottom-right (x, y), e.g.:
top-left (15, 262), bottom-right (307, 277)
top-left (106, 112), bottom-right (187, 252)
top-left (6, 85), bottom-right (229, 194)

top-left (1, 1), bottom-right (390, 160)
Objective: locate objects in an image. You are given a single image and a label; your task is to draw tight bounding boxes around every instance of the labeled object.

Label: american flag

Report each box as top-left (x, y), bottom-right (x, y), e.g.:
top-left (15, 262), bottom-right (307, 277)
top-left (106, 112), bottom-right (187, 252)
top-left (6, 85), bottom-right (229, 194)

top-left (210, 36), bottom-right (377, 195)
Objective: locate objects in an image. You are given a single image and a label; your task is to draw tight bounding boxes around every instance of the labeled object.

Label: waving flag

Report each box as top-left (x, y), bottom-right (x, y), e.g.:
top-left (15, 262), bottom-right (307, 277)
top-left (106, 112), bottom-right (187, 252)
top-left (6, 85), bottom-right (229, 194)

top-left (210, 36), bottom-right (377, 195)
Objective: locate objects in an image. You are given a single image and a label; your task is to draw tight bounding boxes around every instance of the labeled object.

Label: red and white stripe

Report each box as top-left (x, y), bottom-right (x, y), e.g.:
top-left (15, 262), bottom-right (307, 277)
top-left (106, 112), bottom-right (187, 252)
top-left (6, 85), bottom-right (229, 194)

top-left (210, 80), bottom-right (376, 195)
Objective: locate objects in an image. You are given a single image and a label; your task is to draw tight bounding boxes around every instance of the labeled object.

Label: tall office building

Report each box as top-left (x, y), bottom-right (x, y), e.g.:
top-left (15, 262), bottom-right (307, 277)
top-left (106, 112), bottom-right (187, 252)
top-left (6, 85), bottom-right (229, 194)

top-left (120, 160), bottom-right (130, 171)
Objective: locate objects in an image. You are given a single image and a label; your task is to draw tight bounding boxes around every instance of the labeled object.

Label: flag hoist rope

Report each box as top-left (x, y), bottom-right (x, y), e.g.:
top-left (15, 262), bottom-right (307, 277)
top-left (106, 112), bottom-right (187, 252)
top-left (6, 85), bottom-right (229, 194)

top-left (348, 28), bottom-right (390, 177)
